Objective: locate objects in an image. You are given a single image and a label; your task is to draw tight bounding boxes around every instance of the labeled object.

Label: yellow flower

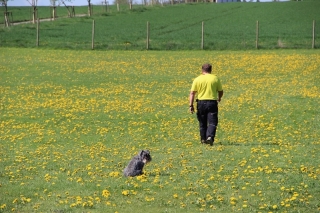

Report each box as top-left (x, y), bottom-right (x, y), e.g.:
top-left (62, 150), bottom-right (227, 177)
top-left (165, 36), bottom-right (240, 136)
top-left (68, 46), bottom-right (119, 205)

top-left (122, 190), bottom-right (129, 196)
top-left (70, 203), bottom-right (77, 207)
top-left (102, 189), bottom-right (111, 198)
top-left (145, 196), bottom-right (154, 202)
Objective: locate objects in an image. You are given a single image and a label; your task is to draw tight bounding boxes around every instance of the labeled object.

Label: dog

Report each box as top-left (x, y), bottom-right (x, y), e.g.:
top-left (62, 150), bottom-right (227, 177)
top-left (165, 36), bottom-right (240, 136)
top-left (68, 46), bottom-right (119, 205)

top-left (123, 150), bottom-right (152, 177)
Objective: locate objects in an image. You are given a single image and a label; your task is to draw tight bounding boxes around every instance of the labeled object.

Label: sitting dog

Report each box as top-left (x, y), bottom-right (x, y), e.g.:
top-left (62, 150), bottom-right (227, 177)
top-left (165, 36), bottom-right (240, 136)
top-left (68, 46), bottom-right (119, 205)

top-left (123, 150), bottom-right (152, 177)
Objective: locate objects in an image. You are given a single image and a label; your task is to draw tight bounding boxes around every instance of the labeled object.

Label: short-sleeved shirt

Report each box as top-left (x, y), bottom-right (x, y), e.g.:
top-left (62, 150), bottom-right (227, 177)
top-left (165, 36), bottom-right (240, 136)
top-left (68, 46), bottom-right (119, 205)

top-left (190, 74), bottom-right (223, 100)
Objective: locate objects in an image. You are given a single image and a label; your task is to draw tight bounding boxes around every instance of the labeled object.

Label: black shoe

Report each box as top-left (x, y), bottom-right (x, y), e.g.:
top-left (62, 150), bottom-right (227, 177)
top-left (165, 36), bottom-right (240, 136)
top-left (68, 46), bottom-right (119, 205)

top-left (206, 137), bottom-right (214, 146)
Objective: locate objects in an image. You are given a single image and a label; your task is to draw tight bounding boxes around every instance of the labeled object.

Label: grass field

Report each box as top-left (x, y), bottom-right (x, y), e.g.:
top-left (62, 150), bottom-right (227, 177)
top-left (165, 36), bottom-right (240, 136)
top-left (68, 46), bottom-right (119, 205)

top-left (0, 48), bottom-right (319, 212)
top-left (1, 0), bottom-right (320, 50)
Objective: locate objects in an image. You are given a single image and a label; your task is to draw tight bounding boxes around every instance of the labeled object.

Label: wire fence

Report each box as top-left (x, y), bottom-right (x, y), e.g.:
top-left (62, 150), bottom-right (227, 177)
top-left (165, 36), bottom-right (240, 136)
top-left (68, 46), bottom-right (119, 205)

top-left (0, 4), bottom-right (318, 50)
top-left (29, 19), bottom-right (318, 50)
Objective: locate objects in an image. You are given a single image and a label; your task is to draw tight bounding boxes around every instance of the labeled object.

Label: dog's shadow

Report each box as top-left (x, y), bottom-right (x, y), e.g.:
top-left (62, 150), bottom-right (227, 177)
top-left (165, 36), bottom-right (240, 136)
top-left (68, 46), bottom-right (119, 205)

top-left (147, 173), bottom-right (171, 177)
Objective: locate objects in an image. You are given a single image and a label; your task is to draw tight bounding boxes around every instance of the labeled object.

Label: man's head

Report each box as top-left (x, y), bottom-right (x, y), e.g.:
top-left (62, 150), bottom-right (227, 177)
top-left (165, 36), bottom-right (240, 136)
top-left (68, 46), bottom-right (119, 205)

top-left (202, 63), bottom-right (212, 73)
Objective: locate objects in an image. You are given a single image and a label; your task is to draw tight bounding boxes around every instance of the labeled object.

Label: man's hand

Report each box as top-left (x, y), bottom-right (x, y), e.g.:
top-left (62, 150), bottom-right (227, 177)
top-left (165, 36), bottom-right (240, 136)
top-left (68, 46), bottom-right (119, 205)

top-left (218, 90), bottom-right (223, 102)
top-left (189, 105), bottom-right (195, 114)
top-left (189, 91), bottom-right (196, 114)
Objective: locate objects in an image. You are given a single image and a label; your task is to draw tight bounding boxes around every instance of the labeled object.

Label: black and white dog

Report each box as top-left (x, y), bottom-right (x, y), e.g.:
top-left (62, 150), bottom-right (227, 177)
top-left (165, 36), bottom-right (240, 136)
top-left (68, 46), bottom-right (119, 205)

top-left (123, 150), bottom-right (152, 177)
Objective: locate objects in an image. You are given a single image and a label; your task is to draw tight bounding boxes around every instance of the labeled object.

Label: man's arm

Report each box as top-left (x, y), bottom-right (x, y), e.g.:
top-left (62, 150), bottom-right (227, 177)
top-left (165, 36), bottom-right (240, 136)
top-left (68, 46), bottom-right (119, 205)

top-left (218, 90), bottom-right (224, 102)
top-left (189, 91), bottom-right (197, 113)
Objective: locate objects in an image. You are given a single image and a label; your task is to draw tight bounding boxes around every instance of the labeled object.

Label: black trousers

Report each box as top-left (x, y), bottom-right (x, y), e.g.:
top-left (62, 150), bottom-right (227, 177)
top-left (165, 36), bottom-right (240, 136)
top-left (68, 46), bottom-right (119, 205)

top-left (196, 100), bottom-right (218, 141)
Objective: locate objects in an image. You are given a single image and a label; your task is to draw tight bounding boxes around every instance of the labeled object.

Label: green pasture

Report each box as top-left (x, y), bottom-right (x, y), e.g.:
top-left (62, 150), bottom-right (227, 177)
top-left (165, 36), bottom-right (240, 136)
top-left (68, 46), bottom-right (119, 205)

top-left (0, 5), bottom-right (126, 23)
top-left (1, 0), bottom-right (320, 50)
top-left (0, 48), bottom-right (319, 212)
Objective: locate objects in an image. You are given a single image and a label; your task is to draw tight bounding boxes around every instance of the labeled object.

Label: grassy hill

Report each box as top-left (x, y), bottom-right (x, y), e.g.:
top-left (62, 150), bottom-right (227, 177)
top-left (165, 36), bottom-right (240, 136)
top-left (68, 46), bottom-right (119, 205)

top-left (0, 0), bottom-right (319, 50)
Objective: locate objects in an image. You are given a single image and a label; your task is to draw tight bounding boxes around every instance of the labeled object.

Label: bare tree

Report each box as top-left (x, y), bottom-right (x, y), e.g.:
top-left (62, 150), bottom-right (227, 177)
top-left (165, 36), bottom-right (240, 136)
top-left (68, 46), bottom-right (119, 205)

top-left (1, 0), bottom-right (8, 12)
top-left (50, 0), bottom-right (59, 19)
top-left (26, 0), bottom-right (38, 23)
top-left (87, 0), bottom-right (92, 16)
top-left (113, 0), bottom-right (129, 4)
top-left (59, 0), bottom-right (76, 17)
top-left (50, 0), bottom-right (58, 6)
top-left (1, 0), bottom-right (11, 26)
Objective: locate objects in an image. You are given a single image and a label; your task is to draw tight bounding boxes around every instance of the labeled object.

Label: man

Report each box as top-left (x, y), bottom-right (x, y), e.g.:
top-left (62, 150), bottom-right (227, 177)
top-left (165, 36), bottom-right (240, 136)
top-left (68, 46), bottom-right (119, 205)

top-left (189, 63), bottom-right (223, 146)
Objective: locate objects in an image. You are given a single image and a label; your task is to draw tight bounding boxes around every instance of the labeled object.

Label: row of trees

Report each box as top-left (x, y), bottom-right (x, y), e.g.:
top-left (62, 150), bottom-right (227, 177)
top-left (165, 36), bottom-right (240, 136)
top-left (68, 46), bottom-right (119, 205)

top-left (1, 0), bottom-right (94, 26)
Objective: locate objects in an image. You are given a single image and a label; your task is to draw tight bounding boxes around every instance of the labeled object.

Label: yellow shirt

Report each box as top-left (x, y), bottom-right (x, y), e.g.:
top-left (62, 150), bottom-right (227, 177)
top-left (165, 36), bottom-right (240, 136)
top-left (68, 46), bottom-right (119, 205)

top-left (190, 74), bottom-right (222, 100)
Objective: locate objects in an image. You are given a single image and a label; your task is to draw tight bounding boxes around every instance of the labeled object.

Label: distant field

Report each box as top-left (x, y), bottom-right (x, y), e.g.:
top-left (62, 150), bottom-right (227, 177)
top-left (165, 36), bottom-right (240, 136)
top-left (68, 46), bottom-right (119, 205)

top-left (0, 5), bottom-right (111, 23)
top-left (0, 48), bottom-right (319, 212)
top-left (0, 0), bottom-right (319, 50)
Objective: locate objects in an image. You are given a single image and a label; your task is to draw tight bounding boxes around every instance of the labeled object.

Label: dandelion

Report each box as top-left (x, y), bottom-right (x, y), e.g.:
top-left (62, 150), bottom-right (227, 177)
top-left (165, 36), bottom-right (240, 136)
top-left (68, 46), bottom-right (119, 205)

top-left (70, 203), bottom-right (77, 208)
top-left (0, 204), bottom-right (6, 210)
top-left (145, 196), bottom-right (154, 202)
top-left (230, 197), bottom-right (237, 205)
top-left (102, 190), bottom-right (111, 198)
top-left (122, 190), bottom-right (129, 196)
top-left (94, 197), bottom-right (101, 203)
top-left (109, 171), bottom-right (120, 178)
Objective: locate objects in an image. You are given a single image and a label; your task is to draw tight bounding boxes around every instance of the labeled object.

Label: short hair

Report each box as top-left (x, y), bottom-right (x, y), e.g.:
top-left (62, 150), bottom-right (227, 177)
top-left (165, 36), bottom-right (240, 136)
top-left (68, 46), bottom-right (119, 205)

top-left (202, 63), bottom-right (212, 73)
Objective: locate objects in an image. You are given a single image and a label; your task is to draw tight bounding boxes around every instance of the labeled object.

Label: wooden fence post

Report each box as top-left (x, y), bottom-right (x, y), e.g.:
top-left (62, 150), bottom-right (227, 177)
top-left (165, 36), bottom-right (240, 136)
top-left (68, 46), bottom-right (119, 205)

top-left (36, 18), bottom-right (39, 47)
top-left (312, 20), bottom-right (315, 49)
top-left (146, 21), bottom-right (150, 50)
top-left (201, 21), bottom-right (204, 50)
top-left (92, 20), bottom-right (95, 50)
top-left (256, 20), bottom-right (259, 49)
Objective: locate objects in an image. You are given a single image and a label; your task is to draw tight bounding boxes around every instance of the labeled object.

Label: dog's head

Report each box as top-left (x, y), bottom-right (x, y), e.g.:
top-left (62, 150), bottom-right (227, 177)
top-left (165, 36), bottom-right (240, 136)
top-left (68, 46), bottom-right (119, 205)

top-left (139, 150), bottom-right (152, 164)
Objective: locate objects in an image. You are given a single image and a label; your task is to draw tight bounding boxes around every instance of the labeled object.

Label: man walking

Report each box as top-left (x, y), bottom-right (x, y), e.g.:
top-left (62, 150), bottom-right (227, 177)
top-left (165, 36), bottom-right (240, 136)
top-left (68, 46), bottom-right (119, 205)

top-left (189, 63), bottom-right (223, 146)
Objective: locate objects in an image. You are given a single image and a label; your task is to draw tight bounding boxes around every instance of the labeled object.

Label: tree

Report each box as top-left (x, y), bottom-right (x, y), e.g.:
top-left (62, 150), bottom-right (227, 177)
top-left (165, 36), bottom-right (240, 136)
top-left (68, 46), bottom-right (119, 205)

top-left (50, 0), bottom-right (59, 19)
top-left (1, 0), bottom-right (10, 26)
top-left (87, 0), bottom-right (92, 16)
top-left (60, 0), bottom-right (75, 17)
top-left (1, 0), bottom-right (8, 12)
top-left (113, 0), bottom-right (127, 4)
top-left (26, 0), bottom-right (38, 23)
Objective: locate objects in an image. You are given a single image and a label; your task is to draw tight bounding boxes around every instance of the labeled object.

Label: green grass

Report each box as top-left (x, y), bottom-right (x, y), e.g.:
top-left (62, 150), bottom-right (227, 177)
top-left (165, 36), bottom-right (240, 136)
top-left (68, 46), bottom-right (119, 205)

top-left (0, 0), bottom-right (320, 50)
top-left (0, 5), bottom-right (94, 23)
top-left (0, 48), bottom-right (319, 212)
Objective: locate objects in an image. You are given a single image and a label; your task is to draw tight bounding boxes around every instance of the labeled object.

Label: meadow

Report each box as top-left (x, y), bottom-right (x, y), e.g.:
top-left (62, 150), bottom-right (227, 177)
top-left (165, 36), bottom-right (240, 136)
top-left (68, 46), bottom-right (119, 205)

top-left (0, 48), bottom-right (319, 212)
top-left (1, 0), bottom-right (320, 50)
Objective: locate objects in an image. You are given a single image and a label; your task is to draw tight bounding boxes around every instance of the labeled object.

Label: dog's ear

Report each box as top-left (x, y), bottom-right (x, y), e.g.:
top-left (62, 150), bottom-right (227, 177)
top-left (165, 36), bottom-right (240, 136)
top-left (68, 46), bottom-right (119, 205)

top-left (139, 150), bottom-right (150, 156)
top-left (144, 150), bottom-right (150, 155)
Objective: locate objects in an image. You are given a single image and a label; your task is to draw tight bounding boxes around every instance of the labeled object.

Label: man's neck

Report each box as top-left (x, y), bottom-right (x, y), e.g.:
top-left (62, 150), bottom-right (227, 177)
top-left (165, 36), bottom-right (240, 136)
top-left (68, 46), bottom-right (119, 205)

top-left (202, 72), bottom-right (211, 75)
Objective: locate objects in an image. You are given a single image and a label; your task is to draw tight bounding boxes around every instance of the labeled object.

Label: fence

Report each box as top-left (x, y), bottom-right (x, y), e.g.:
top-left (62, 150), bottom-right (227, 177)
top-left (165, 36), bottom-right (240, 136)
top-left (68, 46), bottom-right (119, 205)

top-left (30, 19), bottom-right (317, 50)
top-left (0, 3), bottom-right (318, 50)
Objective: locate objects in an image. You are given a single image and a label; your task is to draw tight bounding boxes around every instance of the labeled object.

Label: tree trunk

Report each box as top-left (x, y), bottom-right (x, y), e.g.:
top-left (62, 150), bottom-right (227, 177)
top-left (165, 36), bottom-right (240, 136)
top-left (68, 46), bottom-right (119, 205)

top-left (4, 2), bottom-right (9, 27)
top-left (88, 1), bottom-right (92, 17)
top-left (4, 13), bottom-right (9, 27)
top-left (32, 6), bottom-right (37, 24)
